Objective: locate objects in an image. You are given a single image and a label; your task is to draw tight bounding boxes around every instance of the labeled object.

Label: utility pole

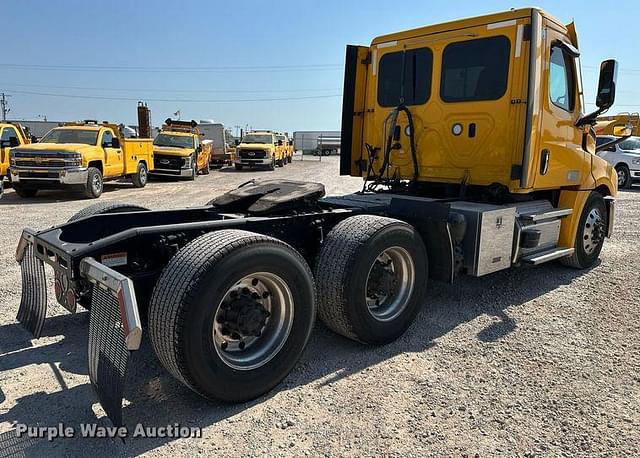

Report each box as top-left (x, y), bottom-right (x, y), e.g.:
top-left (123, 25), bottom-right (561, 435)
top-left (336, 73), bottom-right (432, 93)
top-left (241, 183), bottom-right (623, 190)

top-left (1, 93), bottom-right (11, 121)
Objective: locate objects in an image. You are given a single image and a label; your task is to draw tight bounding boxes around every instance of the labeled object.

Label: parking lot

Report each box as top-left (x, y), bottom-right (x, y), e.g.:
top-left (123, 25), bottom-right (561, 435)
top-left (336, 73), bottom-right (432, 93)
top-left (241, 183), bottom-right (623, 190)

top-left (1, 156), bottom-right (639, 456)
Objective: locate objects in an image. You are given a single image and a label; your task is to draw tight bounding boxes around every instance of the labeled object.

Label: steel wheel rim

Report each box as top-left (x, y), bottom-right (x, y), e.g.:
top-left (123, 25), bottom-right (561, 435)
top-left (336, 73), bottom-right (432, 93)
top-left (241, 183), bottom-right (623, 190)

top-left (140, 166), bottom-right (147, 184)
top-left (365, 246), bottom-right (415, 322)
top-left (213, 272), bottom-right (294, 370)
top-left (92, 173), bottom-right (102, 193)
top-left (617, 168), bottom-right (627, 187)
top-left (582, 207), bottom-right (605, 255)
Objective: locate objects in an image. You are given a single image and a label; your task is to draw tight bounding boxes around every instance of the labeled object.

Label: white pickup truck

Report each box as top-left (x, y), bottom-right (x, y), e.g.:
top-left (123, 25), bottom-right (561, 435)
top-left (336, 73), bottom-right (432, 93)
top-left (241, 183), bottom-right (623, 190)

top-left (596, 136), bottom-right (640, 189)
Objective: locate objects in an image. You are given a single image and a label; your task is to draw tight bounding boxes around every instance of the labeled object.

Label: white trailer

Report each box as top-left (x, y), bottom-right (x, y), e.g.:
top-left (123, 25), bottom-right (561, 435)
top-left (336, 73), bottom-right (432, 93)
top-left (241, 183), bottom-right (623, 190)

top-left (198, 121), bottom-right (229, 165)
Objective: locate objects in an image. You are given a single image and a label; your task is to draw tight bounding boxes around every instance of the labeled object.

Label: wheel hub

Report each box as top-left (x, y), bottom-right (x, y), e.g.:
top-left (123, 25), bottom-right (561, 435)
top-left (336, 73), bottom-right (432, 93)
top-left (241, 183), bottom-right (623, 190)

top-left (217, 289), bottom-right (270, 338)
top-left (364, 247), bottom-right (415, 322)
top-left (583, 208), bottom-right (605, 255)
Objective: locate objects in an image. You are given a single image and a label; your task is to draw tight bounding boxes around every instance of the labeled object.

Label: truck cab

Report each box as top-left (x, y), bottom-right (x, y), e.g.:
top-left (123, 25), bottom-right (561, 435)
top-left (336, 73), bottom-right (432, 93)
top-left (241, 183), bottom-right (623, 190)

top-left (151, 119), bottom-right (211, 179)
top-left (0, 122), bottom-right (31, 198)
top-left (10, 121), bottom-right (154, 198)
top-left (235, 130), bottom-right (284, 170)
top-left (342, 7), bottom-right (618, 262)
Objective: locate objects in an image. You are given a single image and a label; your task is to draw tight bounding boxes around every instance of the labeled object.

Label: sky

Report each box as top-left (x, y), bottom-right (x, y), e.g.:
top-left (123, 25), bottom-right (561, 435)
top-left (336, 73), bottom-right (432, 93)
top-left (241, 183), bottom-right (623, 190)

top-left (2, 0), bottom-right (639, 135)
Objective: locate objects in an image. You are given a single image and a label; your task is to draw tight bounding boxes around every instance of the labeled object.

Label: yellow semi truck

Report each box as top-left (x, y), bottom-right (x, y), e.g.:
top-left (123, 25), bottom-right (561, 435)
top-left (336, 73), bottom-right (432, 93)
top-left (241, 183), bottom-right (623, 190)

top-left (10, 121), bottom-right (153, 198)
top-left (13, 7), bottom-right (622, 426)
top-left (151, 119), bottom-right (211, 179)
top-left (0, 122), bottom-right (32, 198)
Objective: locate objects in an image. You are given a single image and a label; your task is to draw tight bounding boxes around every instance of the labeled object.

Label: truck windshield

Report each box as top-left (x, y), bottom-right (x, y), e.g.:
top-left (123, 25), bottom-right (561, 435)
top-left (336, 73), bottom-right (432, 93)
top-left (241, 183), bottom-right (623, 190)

top-left (154, 134), bottom-right (194, 149)
top-left (242, 134), bottom-right (273, 144)
top-left (40, 129), bottom-right (98, 145)
top-left (619, 137), bottom-right (640, 151)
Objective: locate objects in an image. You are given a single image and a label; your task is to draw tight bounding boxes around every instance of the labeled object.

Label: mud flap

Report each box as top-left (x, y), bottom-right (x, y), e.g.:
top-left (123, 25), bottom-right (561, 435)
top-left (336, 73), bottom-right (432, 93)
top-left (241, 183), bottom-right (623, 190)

top-left (81, 258), bottom-right (141, 427)
top-left (16, 232), bottom-right (48, 338)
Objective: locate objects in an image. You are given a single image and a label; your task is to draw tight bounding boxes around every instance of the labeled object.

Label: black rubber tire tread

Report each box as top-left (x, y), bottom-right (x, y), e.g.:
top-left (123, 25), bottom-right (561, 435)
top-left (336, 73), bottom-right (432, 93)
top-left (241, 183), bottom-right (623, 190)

top-left (148, 229), bottom-right (315, 400)
top-left (202, 158), bottom-right (210, 175)
top-left (131, 162), bottom-right (148, 188)
top-left (315, 214), bottom-right (428, 344)
top-left (560, 191), bottom-right (607, 269)
top-left (68, 201), bottom-right (150, 222)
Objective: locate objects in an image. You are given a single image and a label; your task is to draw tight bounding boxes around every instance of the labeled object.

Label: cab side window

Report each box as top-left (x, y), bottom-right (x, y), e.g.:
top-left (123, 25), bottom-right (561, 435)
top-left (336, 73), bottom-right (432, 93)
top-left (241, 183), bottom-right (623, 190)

top-left (549, 46), bottom-right (576, 112)
top-left (1, 126), bottom-right (19, 143)
top-left (102, 130), bottom-right (114, 147)
top-left (440, 36), bottom-right (511, 102)
top-left (378, 47), bottom-right (433, 107)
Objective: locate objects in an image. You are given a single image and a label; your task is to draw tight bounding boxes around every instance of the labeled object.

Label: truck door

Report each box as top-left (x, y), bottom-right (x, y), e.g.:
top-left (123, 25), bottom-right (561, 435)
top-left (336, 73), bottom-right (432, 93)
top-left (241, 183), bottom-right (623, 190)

top-left (340, 45), bottom-right (369, 176)
top-left (1, 126), bottom-right (20, 176)
top-left (362, 18), bottom-right (529, 186)
top-left (101, 130), bottom-right (123, 177)
top-left (531, 21), bottom-right (588, 190)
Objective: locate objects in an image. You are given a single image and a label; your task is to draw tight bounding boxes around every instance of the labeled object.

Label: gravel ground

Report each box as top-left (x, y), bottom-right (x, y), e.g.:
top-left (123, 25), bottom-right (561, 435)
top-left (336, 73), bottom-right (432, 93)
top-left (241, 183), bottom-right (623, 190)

top-left (0, 156), bottom-right (638, 457)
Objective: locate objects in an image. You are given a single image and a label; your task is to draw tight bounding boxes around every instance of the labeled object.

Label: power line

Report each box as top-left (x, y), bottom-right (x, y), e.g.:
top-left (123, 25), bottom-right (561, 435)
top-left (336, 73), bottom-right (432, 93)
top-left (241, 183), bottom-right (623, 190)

top-left (2, 89), bottom-right (342, 103)
top-left (0, 63), bottom-right (344, 73)
top-left (0, 82), bottom-right (341, 94)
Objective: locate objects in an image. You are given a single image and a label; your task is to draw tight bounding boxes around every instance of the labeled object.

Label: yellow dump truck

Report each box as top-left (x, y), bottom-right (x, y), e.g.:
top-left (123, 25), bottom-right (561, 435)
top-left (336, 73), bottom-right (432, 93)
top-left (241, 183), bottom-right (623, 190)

top-left (13, 7), bottom-right (623, 427)
top-left (151, 119), bottom-right (211, 179)
top-left (234, 130), bottom-right (286, 170)
top-left (0, 122), bottom-right (32, 198)
top-left (10, 121), bottom-right (153, 198)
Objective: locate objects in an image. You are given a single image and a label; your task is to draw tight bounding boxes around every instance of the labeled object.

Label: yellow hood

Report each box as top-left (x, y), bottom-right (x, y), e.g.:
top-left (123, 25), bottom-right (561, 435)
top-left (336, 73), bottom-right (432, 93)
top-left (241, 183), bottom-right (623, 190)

top-left (13, 143), bottom-right (94, 153)
top-left (153, 145), bottom-right (194, 157)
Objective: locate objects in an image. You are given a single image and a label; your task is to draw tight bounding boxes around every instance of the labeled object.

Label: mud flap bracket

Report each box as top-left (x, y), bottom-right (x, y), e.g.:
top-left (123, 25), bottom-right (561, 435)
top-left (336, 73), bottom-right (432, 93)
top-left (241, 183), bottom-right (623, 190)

top-left (81, 257), bottom-right (141, 427)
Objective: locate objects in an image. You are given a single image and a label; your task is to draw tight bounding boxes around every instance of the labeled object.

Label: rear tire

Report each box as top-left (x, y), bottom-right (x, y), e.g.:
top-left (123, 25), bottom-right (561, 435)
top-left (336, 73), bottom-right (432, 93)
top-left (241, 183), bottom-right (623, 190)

top-left (12, 184), bottom-right (38, 198)
top-left (560, 192), bottom-right (607, 269)
top-left (202, 159), bottom-right (210, 175)
top-left (616, 164), bottom-right (631, 189)
top-left (315, 215), bottom-right (428, 344)
top-left (84, 167), bottom-right (103, 198)
top-left (131, 162), bottom-right (148, 188)
top-left (148, 229), bottom-right (316, 402)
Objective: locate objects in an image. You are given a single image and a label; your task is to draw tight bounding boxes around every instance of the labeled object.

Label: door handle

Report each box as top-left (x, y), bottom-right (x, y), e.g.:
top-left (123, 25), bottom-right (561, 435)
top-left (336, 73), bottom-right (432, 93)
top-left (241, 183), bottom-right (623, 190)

top-left (540, 149), bottom-right (550, 175)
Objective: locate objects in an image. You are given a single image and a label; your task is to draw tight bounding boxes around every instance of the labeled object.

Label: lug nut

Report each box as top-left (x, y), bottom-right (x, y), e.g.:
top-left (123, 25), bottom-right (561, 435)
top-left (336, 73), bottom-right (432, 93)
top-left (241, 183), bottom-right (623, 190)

top-left (251, 292), bottom-right (260, 299)
top-left (221, 341), bottom-right (228, 350)
top-left (251, 278), bottom-right (259, 286)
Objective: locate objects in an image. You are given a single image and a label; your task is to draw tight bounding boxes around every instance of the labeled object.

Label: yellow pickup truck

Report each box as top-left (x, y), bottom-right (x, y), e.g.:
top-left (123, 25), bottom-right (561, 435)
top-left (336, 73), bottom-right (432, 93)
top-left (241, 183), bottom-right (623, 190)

top-left (234, 130), bottom-right (286, 170)
top-left (10, 121), bottom-right (153, 198)
top-left (151, 119), bottom-right (211, 180)
top-left (1, 122), bottom-right (32, 197)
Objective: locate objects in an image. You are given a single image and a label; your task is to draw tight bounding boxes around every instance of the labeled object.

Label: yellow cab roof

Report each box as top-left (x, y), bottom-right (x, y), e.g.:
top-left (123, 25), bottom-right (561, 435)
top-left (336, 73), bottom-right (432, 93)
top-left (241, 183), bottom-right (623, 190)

top-left (371, 7), bottom-right (565, 45)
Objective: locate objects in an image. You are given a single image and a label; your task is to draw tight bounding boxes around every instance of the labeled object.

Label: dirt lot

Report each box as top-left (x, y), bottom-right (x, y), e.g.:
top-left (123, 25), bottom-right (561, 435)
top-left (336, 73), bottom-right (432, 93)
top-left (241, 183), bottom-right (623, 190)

top-left (0, 156), bottom-right (639, 457)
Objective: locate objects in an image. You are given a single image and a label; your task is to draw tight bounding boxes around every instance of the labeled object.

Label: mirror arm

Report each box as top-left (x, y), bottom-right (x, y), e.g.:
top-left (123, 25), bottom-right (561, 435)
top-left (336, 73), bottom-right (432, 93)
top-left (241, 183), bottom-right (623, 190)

top-left (576, 106), bottom-right (608, 128)
top-left (595, 134), bottom-right (632, 153)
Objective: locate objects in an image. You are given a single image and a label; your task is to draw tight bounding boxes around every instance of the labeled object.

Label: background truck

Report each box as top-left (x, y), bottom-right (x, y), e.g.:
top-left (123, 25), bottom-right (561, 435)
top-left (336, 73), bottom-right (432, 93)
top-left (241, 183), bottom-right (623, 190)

top-left (315, 135), bottom-right (341, 156)
top-left (14, 7), bottom-right (621, 427)
top-left (151, 119), bottom-right (212, 179)
top-left (234, 130), bottom-right (286, 170)
top-left (198, 121), bottom-right (233, 167)
top-left (595, 113), bottom-right (640, 136)
top-left (276, 132), bottom-right (293, 164)
top-left (10, 121), bottom-right (153, 198)
top-left (0, 122), bottom-right (32, 198)
top-left (596, 135), bottom-right (640, 188)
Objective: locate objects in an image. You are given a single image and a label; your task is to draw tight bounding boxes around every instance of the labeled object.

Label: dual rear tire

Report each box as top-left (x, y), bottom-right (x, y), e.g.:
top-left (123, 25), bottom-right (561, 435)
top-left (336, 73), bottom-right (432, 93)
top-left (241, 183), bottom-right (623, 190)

top-left (148, 215), bottom-right (428, 402)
